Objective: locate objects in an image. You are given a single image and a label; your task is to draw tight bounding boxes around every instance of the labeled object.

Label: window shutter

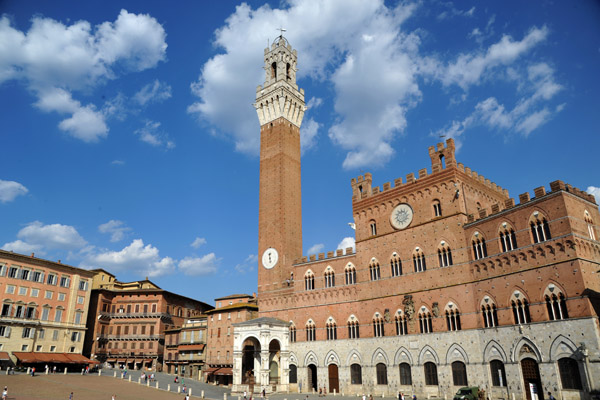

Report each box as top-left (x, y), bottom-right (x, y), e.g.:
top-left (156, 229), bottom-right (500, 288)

top-left (5, 327), bottom-right (10, 338)
top-left (30, 328), bottom-right (36, 338)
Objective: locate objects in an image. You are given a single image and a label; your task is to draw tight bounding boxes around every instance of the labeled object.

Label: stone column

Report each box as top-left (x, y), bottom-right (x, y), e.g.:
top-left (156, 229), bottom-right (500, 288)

top-left (261, 349), bottom-right (270, 391)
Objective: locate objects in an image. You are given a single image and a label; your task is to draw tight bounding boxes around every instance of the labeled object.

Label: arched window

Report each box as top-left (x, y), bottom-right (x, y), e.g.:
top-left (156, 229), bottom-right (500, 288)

top-left (350, 364), bottom-right (362, 384)
top-left (545, 288), bottom-right (568, 320)
top-left (289, 364), bottom-right (298, 383)
top-left (399, 363), bottom-right (412, 385)
top-left (347, 315), bottom-right (360, 339)
top-left (438, 242), bottom-right (453, 267)
top-left (472, 233), bottom-right (488, 260)
top-left (390, 253), bottom-right (402, 277)
top-left (481, 298), bottom-right (498, 328)
top-left (345, 263), bottom-right (357, 285)
top-left (419, 308), bottom-right (433, 334)
top-left (326, 318), bottom-right (337, 340)
top-left (376, 363), bottom-right (388, 385)
top-left (395, 310), bottom-right (408, 335)
top-left (324, 267), bottom-right (335, 288)
top-left (289, 324), bottom-right (296, 343)
top-left (490, 360), bottom-right (506, 387)
top-left (585, 211), bottom-right (596, 240)
top-left (304, 271), bottom-right (315, 291)
top-left (433, 200), bottom-right (442, 217)
top-left (370, 220), bottom-right (377, 236)
top-left (558, 358), bottom-right (583, 390)
top-left (372, 313), bottom-right (385, 337)
top-left (424, 362), bottom-right (438, 385)
top-left (286, 63), bottom-right (291, 81)
top-left (369, 259), bottom-right (380, 281)
top-left (271, 62), bottom-right (277, 79)
top-left (511, 292), bottom-right (531, 324)
top-left (445, 304), bottom-right (461, 331)
top-left (413, 248), bottom-right (426, 272)
top-left (530, 212), bottom-right (551, 243)
top-left (499, 223), bottom-right (518, 252)
top-left (306, 320), bottom-right (316, 341)
top-left (452, 361), bottom-right (468, 386)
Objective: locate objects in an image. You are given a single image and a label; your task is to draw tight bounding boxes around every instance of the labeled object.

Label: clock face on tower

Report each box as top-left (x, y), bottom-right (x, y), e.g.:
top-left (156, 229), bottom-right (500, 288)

top-left (262, 248), bottom-right (279, 269)
top-left (390, 203), bottom-right (414, 230)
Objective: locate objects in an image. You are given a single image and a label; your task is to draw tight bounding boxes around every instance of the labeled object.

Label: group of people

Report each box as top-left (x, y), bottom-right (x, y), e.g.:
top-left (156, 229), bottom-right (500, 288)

top-left (397, 392), bottom-right (416, 400)
top-left (140, 372), bottom-right (155, 383)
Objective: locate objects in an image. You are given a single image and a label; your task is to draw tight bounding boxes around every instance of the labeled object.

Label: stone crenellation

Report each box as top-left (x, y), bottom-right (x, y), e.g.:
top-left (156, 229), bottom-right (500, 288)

top-left (465, 179), bottom-right (596, 224)
top-left (295, 246), bottom-right (355, 266)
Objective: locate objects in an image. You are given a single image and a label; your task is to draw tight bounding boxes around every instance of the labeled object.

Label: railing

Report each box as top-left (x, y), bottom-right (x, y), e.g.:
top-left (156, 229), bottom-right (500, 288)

top-left (98, 312), bottom-right (172, 320)
top-left (97, 334), bottom-right (164, 341)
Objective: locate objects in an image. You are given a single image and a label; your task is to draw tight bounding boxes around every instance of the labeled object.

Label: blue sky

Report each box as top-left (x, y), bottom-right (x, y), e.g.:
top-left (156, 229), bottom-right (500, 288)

top-left (1, 0), bottom-right (599, 304)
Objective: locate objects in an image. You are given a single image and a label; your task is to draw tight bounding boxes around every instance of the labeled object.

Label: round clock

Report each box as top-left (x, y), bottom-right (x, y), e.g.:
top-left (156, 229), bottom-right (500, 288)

top-left (262, 248), bottom-right (279, 269)
top-left (390, 203), bottom-right (414, 230)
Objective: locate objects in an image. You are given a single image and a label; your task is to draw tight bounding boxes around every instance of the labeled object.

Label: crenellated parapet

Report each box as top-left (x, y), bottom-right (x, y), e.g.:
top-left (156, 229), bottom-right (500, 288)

top-left (465, 180), bottom-right (596, 224)
top-left (293, 247), bottom-right (355, 266)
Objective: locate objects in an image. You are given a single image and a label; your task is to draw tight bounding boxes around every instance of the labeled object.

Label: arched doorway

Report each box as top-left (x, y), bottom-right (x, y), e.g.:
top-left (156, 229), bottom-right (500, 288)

top-left (308, 364), bottom-right (318, 392)
top-left (328, 364), bottom-right (339, 393)
top-left (521, 358), bottom-right (544, 400)
top-left (242, 337), bottom-right (261, 390)
top-left (269, 340), bottom-right (281, 385)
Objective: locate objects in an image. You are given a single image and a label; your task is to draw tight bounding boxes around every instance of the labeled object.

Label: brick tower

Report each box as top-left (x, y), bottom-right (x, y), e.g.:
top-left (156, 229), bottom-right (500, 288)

top-left (255, 36), bottom-right (305, 297)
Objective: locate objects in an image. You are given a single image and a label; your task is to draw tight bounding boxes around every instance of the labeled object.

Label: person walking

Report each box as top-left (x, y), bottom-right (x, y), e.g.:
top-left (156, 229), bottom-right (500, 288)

top-left (111, 395), bottom-right (116, 400)
top-left (547, 392), bottom-right (556, 400)
top-left (69, 392), bottom-right (73, 400)
top-left (2, 386), bottom-right (8, 400)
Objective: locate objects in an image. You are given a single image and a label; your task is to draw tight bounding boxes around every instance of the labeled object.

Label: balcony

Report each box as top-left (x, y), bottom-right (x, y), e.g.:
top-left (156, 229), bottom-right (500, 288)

top-left (96, 334), bottom-right (164, 341)
top-left (98, 312), bottom-right (173, 322)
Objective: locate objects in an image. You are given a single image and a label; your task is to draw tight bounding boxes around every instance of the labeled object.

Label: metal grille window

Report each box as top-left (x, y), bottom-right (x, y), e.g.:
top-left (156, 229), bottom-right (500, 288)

top-left (482, 304), bottom-right (498, 328)
top-left (558, 358), bottom-right (583, 390)
top-left (490, 360), bottom-right (506, 387)
top-left (376, 363), bottom-right (388, 385)
top-left (424, 362), bottom-right (438, 385)
top-left (351, 364), bottom-right (362, 384)
top-left (399, 363), bottom-right (412, 385)
top-left (452, 361), bottom-right (468, 386)
top-left (546, 293), bottom-right (569, 320)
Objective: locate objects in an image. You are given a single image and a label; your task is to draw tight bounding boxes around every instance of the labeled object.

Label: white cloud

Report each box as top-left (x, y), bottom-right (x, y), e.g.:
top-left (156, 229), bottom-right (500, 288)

top-left (178, 254), bottom-right (218, 276)
top-left (306, 243), bottom-right (324, 255)
top-left (234, 254), bottom-right (258, 274)
top-left (82, 239), bottom-right (175, 277)
top-left (188, 0), bottom-right (421, 169)
top-left (1, 221), bottom-right (87, 254)
top-left (0, 179), bottom-right (28, 203)
top-left (439, 26), bottom-right (549, 90)
top-left (306, 97), bottom-right (323, 109)
top-left (300, 118), bottom-right (320, 154)
top-left (111, 160), bottom-right (125, 166)
top-left (191, 237), bottom-right (207, 248)
top-left (337, 237), bottom-right (355, 254)
top-left (134, 120), bottom-right (175, 149)
top-left (98, 220), bottom-right (131, 242)
top-left (587, 186), bottom-right (600, 204)
top-left (133, 80), bottom-right (172, 105)
top-left (437, 5), bottom-right (475, 20)
top-left (1, 240), bottom-right (44, 255)
top-left (0, 10), bottom-right (166, 141)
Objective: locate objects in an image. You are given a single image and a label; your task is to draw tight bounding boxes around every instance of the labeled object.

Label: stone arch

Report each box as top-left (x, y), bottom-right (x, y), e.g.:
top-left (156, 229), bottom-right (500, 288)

top-left (239, 333), bottom-right (261, 346)
top-left (483, 340), bottom-right (507, 363)
top-left (289, 352), bottom-right (298, 366)
top-left (371, 347), bottom-right (390, 366)
top-left (394, 347), bottom-right (413, 365)
top-left (446, 343), bottom-right (469, 364)
top-left (304, 350), bottom-right (319, 367)
top-left (324, 350), bottom-right (341, 366)
top-left (549, 335), bottom-right (578, 361)
top-left (512, 337), bottom-right (543, 363)
top-left (418, 345), bottom-right (439, 365)
top-left (346, 349), bottom-right (363, 365)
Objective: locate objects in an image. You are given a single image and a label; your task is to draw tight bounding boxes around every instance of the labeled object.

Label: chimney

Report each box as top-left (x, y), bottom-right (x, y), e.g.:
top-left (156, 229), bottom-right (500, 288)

top-left (31, 253), bottom-right (35, 257)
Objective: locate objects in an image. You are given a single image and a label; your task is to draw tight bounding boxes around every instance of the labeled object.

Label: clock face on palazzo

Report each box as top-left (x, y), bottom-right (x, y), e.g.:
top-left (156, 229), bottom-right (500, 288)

top-left (390, 203), bottom-right (414, 230)
top-left (262, 248), bottom-right (279, 269)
